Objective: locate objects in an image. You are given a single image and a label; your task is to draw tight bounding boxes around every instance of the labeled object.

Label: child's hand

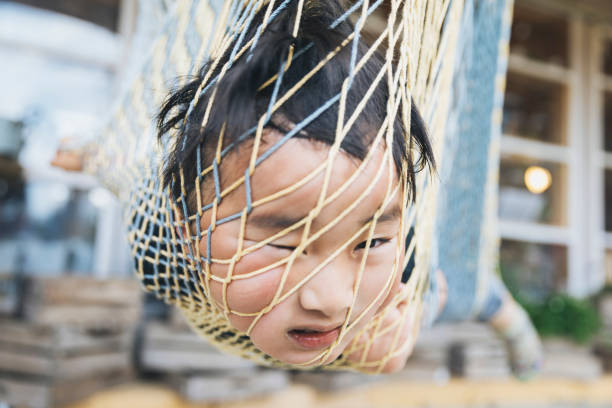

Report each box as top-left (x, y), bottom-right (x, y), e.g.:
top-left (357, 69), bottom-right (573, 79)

top-left (345, 286), bottom-right (419, 374)
top-left (51, 150), bottom-right (84, 172)
top-left (50, 138), bottom-right (85, 172)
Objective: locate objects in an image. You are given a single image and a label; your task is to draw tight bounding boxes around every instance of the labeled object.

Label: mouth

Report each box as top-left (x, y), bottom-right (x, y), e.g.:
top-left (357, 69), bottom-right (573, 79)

top-left (287, 326), bottom-right (342, 350)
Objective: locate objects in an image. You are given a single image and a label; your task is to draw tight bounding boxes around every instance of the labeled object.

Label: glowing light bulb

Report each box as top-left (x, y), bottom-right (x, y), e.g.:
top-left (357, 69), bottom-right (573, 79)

top-left (524, 166), bottom-right (552, 194)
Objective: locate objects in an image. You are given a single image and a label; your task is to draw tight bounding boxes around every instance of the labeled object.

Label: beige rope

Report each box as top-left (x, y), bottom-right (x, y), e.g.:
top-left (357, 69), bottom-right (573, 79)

top-left (83, 0), bottom-right (464, 372)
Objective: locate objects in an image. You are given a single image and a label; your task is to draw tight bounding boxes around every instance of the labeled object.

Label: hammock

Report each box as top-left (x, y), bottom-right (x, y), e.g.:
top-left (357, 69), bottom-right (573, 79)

top-left (80, 0), bottom-right (513, 373)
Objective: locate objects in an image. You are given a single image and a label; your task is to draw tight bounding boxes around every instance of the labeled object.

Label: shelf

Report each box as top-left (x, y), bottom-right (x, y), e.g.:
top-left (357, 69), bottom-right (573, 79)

top-left (508, 53), bottom-right (571, 84)
top-left (501, 135), bottom-right (570, 163)
top-left (500, 220), bottom-right (569, 245)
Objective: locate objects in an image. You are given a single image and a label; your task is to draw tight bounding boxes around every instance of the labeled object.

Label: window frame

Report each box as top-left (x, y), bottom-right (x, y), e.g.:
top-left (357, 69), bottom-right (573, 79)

top-left (499, 0), bottom-right (612, 296)
top-left (590, 24), bottom-right (612, 285)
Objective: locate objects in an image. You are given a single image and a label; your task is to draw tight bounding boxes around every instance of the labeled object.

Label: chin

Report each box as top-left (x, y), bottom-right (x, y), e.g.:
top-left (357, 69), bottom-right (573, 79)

top-left (268, 344), bottom-right (343, 367)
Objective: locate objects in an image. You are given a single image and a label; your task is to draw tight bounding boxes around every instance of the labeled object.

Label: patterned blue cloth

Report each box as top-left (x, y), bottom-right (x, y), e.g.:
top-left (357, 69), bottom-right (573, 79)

top-left (430, 0), bottom-right (514, 323)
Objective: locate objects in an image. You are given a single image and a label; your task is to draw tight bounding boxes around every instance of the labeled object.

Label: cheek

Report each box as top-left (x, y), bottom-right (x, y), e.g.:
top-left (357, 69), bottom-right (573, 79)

top-left (207, 247), bottom-right (286, 317)
top-left (244, 305), bottom-right (294, 361)
top-left (200, 226), bottom-right (297, 334)
top-left (358, 249), bottom-right (404, 312)
top-left (383, 251), bottom-right (405, 311)
top-left (200, 226), bottom-right (281, 311)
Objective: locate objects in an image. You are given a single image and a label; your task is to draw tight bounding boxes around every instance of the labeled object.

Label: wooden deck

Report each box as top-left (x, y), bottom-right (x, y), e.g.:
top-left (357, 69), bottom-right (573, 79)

top-left (68, 376), bottom-right (612, 408)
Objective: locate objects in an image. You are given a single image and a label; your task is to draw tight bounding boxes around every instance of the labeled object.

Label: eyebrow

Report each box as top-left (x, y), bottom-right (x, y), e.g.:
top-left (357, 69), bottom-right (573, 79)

top-left (360, 203), bottom-right (402, 226)
top-left (248, 203), bottom-right (402, 231)
top-left (247, 213), bottom-right (308, 230)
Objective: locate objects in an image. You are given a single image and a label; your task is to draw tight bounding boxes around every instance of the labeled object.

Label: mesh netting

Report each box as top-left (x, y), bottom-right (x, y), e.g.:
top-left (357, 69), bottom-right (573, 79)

top-left (84, 0), bottom-right (464, 372)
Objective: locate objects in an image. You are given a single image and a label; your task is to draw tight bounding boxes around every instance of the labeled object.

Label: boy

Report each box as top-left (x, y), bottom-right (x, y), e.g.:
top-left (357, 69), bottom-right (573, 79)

top-left (154, 0), bottom-right (434, 372)
top-left (53, 0), bottom-right (541, 377)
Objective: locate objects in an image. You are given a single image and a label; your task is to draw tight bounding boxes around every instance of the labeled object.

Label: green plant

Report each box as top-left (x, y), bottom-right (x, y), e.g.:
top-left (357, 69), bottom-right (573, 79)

top-left (517, 293), bottom-right (601, 344)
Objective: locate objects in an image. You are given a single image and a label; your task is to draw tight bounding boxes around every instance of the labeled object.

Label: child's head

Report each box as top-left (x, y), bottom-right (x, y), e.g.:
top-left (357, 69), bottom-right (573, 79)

top-left (157, 0), bottom-right (434, 367)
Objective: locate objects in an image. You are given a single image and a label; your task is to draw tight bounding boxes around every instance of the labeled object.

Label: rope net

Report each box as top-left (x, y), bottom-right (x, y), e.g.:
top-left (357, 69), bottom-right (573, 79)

top-left (84, 0), bottom-right (464, 372)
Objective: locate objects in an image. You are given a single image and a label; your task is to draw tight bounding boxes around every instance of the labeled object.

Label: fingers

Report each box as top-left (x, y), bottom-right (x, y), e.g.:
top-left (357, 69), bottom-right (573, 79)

top-left (378, 302), bottom-right (418, 373)
top-left (346, 298), bottom-right (419, 373)
top-left (51, 150), bottom-right (84, 172)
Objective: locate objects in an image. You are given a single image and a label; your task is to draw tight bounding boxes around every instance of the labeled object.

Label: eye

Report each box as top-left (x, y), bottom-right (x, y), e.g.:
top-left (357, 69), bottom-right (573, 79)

top-left (268, 244), bottom-right (297, 252)
top-left (354, 238), bottom-right (390, 251)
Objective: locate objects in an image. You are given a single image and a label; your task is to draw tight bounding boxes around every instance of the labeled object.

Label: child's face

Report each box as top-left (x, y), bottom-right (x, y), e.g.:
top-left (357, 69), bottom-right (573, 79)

top-left (194, 131), bottom-right (404, 366)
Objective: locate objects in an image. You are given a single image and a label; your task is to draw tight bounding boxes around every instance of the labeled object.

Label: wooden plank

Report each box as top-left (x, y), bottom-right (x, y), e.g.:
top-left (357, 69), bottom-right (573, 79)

top-left (541, 353), bottom-right (603, 380)
top-left (141, 322), bottom-right (255, 372)
top-left (0, 370), bottom-right (131, 408)
top-left (463, 367), bottom-right (511, 379)
top-left (56, 352), bottom-right (132, 379)
top-left (0, 377), bottom-right (49, 408)
top-left (542, 339), bottom-right (604, 380)
top-left (168, 307), bottom-right (191, 330)
top-left (0, 319), bottom-right (54, 350)
top-left (0, 276), bottom-right (143, 329)
top-left (25, 277), bottom-right (142, 307)
top-left (397, 358), bottom-right (450, 383)
top-left (29, 304), bottom-right (142, 329)
top-left (0, 274), bottom-right (21, 316)
top-left (141, 348), bottom-right (254, 372)
top-left (54, 328), bottom-right (133, 355)
top-left (0, 320), bottom-right (132, 354)
top-left (177, 369), bottom-right (289, 402)
top-left (0, 350), bottom-right (53, 377)
top-left (461, 345), bottom-right (507, 358)
top-left (0, 350), bottom-right (131, 379)
top-left (52, 371), bottom-right (132, 407)
top-left (292, 371), bottom-right (376, 392)
top-left (144, 322), bottom-right (218, 352)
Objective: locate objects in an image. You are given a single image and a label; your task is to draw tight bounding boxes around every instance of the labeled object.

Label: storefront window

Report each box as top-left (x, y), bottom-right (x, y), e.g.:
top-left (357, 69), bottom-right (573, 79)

top-left (503, 73), bottom-right (566, 144)
top-left (606, 250), bottom-right (612, 285)
top-left (499, 156), bottom-right (566, 226)
top-left (510, 5), bottom-right (568, 66)
top-left (605, 93), bottom-right (612, 152)
top-left (605, 169), bottom-right (612, 232)
top-left (603, 40), bottom-right (612, 76)
top-left (500, 239), bottom-right (568, 302)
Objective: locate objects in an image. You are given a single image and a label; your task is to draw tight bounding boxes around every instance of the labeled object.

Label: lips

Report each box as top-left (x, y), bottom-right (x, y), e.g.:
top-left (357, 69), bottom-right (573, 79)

top-left (287, 326), bottom-right (341, 350)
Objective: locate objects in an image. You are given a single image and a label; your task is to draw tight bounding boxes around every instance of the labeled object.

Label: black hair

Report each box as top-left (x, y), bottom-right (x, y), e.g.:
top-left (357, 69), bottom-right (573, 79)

top-left (157, 0), bottom-right (435, 213)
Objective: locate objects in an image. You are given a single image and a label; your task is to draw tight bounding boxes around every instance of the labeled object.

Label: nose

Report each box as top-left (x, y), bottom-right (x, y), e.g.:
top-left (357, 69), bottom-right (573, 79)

top-left (298, 258), bottom-right (355, 320)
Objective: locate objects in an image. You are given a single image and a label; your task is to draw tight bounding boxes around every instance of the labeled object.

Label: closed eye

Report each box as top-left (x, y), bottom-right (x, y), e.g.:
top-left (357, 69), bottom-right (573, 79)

top-left (354, 238), bottom-right (390, 251)
top-left (268, 244), bottom-right (298, 252)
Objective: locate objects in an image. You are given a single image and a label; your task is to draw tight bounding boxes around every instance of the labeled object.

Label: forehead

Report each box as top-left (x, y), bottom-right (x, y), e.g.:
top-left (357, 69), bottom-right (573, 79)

top-left (219, 133), bottom-right (400, 226)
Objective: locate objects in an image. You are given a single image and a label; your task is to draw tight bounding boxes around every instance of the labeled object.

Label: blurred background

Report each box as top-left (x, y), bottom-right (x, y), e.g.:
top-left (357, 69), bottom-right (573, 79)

top-left (1, 0), bottom-right (612, 407)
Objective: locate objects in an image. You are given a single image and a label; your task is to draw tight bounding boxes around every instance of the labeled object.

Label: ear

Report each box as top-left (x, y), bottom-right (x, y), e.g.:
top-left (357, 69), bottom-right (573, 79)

top-left (170, 202), bottom-right (195, 260)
